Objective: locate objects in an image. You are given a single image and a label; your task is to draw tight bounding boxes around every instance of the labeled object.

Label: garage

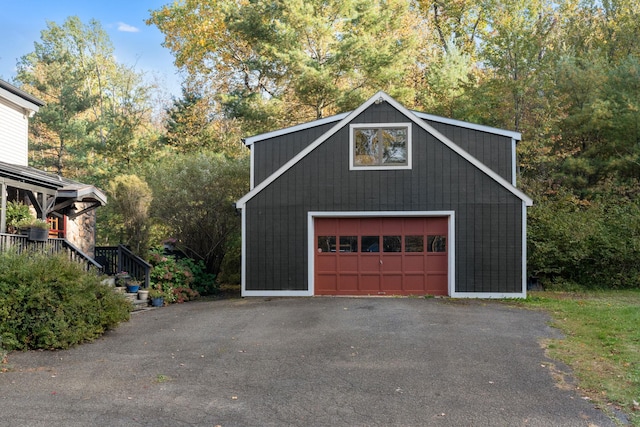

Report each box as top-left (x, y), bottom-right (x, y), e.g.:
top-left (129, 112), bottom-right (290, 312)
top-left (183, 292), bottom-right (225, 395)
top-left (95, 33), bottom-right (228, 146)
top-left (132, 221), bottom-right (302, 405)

top-left (314, 217), bottom-right (449, 296)
top-left (237, 91), bottom-right (532, 297)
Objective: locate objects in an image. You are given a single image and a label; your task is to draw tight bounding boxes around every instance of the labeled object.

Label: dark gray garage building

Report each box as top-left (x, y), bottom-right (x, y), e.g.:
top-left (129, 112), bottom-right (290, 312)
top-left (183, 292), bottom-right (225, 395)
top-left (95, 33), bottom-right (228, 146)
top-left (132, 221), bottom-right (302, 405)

top-left (236, 92), bottom-right (533, 297)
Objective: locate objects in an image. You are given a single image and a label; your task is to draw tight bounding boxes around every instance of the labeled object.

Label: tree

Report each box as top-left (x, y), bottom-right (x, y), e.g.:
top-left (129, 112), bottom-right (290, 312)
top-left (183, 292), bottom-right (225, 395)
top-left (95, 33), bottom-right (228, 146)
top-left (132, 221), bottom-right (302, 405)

top-left (162, 87), bottom-right (246, 157)
top-left (16, 16), bottom-right (157, 180)
top-left (147, 152), bottom-right (249, 276)
top-left (149, 0), bottom-right (423, 134)
top-left (105, 174), bottom-right (153, 256)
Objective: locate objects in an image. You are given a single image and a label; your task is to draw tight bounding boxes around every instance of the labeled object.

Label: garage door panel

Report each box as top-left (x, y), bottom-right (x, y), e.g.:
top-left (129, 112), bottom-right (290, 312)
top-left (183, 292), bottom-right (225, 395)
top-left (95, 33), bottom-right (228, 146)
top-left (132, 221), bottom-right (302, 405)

top-left (359, 218), bottom-right (382, 234)
top-left (316, 274), bottom-right (337, 292)
top-left (338, 274), bottom-right (359, 291)
top-left (381, 275), bottom-right (403, 292)
top-left (338, 256), bottom-right (359, 271)
top-left (316, 218), bottom-right (337, 234)
top-left (315, 217), bottom-right (449, 296)
top-left (426, 255), bottom-right (448, 271)
top-left (360, 256), bottom-right (381, 271)
top-left (359, 275), bottom-right (380, 291)
top-left (381, 218), bottom-right (403, 234)
top-left (403, 218), bottom-right (426, 234)
top-left (381, 255), bottom-right (402, 271)
top-left (404, 274), bottom-right (427, 291)
top-left (404, 255), bottom-right (425, 272)
top-left (426, 274), bottom-right (448, 295)
top-left (316, 256), bottom-right (337, 271)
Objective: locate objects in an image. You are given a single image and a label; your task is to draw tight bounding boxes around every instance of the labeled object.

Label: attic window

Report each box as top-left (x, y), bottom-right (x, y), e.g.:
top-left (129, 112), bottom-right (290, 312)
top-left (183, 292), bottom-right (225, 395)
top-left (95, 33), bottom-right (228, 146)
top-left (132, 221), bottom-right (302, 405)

top-left (350, 124), bottom-right (411, 170)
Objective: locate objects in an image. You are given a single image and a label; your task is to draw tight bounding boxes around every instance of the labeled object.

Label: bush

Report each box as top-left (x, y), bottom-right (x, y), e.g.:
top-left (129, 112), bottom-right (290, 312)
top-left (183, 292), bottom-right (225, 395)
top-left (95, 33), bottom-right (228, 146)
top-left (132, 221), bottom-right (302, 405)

top-left (148, 248), bottom-right (202, 302)
top-left (147, 152), bottom-right (249, 276)
top-left (528, 192), bottom-right (640, 289)
top-left (0, 251), bottom-right (130, 351)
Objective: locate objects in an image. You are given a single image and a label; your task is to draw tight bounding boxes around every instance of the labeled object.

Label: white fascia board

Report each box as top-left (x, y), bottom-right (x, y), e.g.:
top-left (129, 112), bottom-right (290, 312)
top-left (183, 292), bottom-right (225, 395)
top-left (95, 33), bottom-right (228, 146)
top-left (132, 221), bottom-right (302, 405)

top-left (249, 147), bottom-right (255, 189)
top-left (236, 91), bottom-right (533, 209)
top-left (0, 86), bottom-right (41, 115)
top-left (512, 138), bottom-right (517, 187)
top-left (243, 109), bottom-right (521, 147)
top-left (243, 112), bottom-right (349, 146)
top-left (413, 112), bottom-right (522, 141)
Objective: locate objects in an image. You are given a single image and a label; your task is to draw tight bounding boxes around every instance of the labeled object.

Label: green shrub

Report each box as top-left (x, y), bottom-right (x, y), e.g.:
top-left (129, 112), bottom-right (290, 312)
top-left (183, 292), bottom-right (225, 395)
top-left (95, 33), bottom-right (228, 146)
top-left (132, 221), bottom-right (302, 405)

top-left (528, 192), bottom-right (640, 289)
top-left (148, 248), bottom-right (201, 302)
top-left (0, 251), bottom-right (130, 351)
top-left (217, 230), bottom-right (241, 285)
top-left (177, 256), bottom-right (218, 295)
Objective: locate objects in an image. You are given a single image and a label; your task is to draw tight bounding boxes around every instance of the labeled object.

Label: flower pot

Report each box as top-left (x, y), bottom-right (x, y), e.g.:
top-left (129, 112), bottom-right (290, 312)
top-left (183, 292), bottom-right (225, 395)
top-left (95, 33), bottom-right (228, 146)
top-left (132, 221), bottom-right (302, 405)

top-left (126, 284), bottom-right (140, 293)
top-left (151, 297), bottom-right (164, 307)
top-left (28, 227), bottom-right (49, 242)
top-left (138, 290), bottom-right (149, 300)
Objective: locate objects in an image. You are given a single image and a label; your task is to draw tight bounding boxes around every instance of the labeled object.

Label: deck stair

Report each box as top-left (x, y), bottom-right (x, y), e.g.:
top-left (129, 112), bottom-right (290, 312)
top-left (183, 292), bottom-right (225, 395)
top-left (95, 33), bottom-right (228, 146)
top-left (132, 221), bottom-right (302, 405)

top-left (103, 276), bottom-right (152, 312)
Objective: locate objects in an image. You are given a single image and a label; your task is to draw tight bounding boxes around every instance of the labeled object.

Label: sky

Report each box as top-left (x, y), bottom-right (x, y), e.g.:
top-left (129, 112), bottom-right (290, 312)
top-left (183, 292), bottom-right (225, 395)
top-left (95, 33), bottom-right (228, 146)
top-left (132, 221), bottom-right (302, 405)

top-left (0, 0), bottom-right (182, 97)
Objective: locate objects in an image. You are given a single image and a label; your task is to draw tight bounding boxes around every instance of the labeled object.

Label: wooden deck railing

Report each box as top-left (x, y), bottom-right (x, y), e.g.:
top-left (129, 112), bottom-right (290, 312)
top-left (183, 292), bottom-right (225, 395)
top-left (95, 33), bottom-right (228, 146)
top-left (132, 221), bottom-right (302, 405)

top-left (0, 233), bottom-right (103, 272)
top-left (95, 245), bottom-right (151, 288)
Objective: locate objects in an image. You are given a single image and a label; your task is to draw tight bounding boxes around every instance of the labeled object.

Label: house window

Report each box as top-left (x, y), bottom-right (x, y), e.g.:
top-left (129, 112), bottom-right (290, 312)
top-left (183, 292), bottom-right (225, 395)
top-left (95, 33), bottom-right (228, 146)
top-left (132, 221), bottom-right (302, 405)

top-left (350, 124), bottom-right (411, 170)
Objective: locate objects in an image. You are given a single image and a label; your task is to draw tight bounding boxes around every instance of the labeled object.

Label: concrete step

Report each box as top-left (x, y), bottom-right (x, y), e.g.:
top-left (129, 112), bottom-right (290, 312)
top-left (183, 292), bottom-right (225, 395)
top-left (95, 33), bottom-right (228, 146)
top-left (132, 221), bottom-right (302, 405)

top-left (124, 292), bottom-right (151, 311)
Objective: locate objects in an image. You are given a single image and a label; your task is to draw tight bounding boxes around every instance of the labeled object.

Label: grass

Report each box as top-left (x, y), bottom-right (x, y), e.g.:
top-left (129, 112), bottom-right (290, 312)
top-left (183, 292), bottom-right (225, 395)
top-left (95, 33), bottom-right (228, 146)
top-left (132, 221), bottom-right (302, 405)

top-left (515, 290), bottom-right (640, 425)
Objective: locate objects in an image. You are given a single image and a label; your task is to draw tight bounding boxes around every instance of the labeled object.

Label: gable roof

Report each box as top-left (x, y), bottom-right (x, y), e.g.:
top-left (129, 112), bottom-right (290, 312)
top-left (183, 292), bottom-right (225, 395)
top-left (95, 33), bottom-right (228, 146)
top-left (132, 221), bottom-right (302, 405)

top-left (236, 91), bottom-right (532, 208)
top-left (0, 160), bottom-right (107, 206)
top-left (242, 107), bottom-right (521, 147)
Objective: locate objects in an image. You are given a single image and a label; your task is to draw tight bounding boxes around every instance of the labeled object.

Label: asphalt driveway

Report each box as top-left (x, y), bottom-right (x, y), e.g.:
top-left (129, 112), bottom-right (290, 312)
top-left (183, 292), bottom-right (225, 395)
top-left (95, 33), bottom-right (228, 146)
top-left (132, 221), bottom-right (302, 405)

top-left (1, 297), bottom-right (616, 426)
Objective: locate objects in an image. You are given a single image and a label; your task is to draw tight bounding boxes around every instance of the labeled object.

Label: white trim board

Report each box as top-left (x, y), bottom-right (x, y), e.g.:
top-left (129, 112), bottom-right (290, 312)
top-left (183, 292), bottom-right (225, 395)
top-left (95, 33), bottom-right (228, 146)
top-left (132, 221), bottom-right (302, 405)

top-left (236, 91), bottom-right (532, 209)
top-left (243, 112), bottom-right (350, 146)
top-left (242, 108), bottom-right (521, 147)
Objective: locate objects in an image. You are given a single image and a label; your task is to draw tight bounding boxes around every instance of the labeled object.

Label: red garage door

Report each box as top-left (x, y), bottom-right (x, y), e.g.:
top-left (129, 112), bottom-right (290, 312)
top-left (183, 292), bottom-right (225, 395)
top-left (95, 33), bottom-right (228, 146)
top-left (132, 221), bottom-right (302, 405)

top-left (315, 217), bottom-right (448, 296)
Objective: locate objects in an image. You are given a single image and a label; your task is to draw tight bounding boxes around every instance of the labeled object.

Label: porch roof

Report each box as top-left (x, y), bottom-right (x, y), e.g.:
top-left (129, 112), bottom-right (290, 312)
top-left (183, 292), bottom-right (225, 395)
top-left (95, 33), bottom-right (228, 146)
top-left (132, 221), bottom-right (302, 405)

top-left (0, 160), bottom-right (107, 206)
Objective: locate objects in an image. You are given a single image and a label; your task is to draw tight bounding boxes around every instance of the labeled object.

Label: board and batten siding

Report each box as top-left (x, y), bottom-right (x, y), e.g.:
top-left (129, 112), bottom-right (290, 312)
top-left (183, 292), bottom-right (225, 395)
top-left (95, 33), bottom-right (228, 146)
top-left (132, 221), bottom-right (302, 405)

top-left (426, 120), bottom-right (514, 184)
top-left (0, 97), bottom-right (29, 166)
top-left (244, 101), bottom-right (524, 294)
top-left (252, 121), bottom-right (337, 186)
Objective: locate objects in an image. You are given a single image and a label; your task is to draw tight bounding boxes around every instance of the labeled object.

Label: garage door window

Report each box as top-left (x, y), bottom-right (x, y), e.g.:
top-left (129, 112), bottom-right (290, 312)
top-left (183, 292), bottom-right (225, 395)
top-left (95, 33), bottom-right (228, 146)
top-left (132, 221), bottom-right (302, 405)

top-left (317, 236), bottom-right (336, 252)
top-left (362, 236), bottom-right (380, 252)
top-left (383, 236), bottom-right (401, 252)
top-left (405, 235), bottom-right (424, 252)
top-left (427, 235), bottom-right (447, 252)
top-left (339, 236), bottom-right (358, 252)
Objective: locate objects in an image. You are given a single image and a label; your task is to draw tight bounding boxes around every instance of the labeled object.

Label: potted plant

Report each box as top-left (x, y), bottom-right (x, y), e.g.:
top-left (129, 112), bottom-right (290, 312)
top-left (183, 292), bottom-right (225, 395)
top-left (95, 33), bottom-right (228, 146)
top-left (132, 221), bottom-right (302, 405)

top-left (149, 288), bottom-right (165, 307)
top-left (137, 288), bottom-right (150, 301)
top-left (17, 218), bottom-right (50, 241)
top-left (126, 279), bottom-right (141, 294)
top-left (5, 201), bottom-right (32, 234)
top-left (115, 271), bottom-right (130, 287)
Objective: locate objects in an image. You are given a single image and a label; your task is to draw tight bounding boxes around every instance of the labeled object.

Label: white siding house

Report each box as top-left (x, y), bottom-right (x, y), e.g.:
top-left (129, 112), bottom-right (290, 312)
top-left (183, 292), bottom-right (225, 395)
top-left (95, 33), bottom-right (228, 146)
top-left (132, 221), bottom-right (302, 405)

top-left (0, 80), bottom-right (106, 258)
top-left (0, 83), bottom-right (41, 166)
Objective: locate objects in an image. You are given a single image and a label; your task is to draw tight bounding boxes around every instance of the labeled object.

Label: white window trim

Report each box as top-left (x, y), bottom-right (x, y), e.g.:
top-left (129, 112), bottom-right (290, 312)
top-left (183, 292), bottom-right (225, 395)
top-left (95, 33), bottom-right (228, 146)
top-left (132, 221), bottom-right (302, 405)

top-left (349, 123), bottom-right (412, 171)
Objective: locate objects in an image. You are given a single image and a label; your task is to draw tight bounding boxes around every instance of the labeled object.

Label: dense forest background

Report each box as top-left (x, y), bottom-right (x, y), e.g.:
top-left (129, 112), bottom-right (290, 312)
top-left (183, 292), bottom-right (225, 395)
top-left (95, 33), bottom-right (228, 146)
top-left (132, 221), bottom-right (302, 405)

top-left (10, 0), bottom-right (640, 288)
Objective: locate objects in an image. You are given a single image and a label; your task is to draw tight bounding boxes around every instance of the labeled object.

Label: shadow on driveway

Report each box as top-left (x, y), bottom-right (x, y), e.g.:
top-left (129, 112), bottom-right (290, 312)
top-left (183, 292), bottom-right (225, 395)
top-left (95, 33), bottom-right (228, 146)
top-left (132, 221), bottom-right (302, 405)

top-left (1, 298), bottom-right (616, 426)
